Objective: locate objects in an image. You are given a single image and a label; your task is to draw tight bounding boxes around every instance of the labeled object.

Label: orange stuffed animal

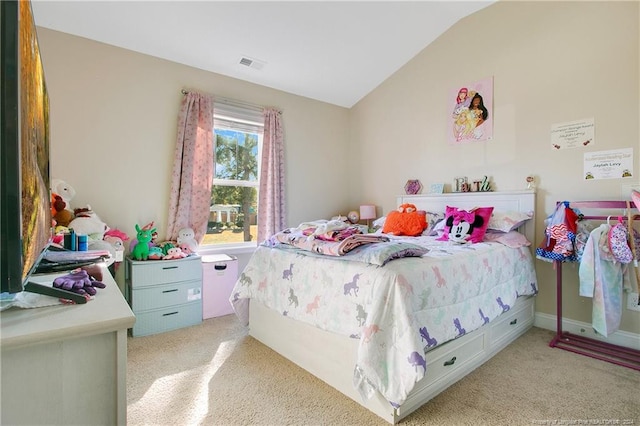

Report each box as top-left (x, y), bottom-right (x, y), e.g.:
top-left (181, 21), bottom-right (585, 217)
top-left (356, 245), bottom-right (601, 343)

top-left (382, 203), bottom-right (427, 236)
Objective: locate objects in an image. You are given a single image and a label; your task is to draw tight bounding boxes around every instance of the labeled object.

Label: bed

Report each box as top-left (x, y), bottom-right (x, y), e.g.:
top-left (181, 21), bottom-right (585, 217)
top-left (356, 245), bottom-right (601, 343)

top-left (230, 190), bottom-right (537, 424)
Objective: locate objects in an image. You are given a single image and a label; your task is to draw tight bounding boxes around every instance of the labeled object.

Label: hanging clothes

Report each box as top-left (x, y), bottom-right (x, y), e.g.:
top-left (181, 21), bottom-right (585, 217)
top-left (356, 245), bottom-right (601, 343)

top-left (578, 223), bottom-right (633, 337)
top-left (536, 201), bottom-right (581, 262)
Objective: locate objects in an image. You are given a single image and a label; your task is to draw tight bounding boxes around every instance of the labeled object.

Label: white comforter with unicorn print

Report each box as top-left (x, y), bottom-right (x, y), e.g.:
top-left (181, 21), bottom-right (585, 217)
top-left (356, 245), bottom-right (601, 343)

top-left (230, 235), bottom-right (538, 408)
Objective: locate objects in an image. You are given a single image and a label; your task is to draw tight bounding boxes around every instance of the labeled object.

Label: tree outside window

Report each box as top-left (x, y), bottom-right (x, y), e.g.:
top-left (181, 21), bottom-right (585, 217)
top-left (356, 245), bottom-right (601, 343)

top-left (205, 125), bottom-right (262, 246)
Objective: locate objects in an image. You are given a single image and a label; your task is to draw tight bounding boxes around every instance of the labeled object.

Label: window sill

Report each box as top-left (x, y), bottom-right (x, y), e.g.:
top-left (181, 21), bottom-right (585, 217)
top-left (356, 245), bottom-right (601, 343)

top-left (197, 243), bottom-right (257, 257)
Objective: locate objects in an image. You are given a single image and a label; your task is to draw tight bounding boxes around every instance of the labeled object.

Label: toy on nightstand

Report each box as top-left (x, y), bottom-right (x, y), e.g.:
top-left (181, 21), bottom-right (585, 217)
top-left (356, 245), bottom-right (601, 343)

top-left (131, 224), bottom-right (156, 261)
top-left (163, 246), bottom-right (187, 260)
top-left (147, 246), bottom-right (165, 260)
top-left (177, 227), bottom-right (198, 254)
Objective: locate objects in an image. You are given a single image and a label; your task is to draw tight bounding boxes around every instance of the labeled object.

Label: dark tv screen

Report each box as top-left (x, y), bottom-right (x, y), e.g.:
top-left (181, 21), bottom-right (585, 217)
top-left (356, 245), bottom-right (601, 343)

top-left (1, 0), bottom-right (52, 294)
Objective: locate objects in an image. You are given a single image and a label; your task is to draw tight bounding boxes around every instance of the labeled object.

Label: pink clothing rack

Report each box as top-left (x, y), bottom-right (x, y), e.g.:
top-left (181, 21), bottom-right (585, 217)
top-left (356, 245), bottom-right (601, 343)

top-left (549, 200), bottom-right (640, 371)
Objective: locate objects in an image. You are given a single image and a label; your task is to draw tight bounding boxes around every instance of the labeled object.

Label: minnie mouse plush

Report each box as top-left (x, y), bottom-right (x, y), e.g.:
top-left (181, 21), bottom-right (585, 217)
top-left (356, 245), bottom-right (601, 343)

top-left (437, 206), bottom-right (494, 244)
top-left (443, 210), bottom-right (485, 243)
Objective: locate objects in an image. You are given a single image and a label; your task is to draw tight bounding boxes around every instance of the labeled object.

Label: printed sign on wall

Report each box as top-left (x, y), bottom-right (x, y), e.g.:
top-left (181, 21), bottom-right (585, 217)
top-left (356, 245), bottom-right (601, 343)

top-left (551, 118), bottom-right (595, 150)
top-left (584, 148), bottom-right (633, 180)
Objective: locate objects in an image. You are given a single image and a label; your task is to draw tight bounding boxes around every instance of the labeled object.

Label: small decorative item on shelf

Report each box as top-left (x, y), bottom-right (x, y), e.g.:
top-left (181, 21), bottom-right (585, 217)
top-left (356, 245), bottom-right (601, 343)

top-left (453, 176), bottom-right (492, 192)
top-left (429, 183), bottom-right (445, 194)
top-left (404, 179), bottom-right (423, 195)
top-left (347, 210), bottom-right (360, 224)
top-left (453, 176), bottom-right (468, 192)
top-left (526, 175), bottom-right (536, 190)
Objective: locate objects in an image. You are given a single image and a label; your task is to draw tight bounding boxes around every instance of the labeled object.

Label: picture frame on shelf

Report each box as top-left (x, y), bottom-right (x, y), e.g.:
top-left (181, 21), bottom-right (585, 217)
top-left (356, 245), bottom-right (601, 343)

top-left (429, 183), bottom-right (445, 194)
top-left (404, 179), bottom-right (423, 195)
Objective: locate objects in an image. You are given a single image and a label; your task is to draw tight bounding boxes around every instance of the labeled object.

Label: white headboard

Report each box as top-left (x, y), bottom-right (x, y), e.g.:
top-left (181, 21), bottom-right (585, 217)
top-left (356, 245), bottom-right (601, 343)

top-left (397, 190), bottom-right (537, 248)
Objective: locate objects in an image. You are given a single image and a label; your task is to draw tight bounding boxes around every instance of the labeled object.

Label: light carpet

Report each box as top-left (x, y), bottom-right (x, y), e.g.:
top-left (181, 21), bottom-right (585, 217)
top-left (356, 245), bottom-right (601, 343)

top-left (127, 315), bottom-right (640, 426)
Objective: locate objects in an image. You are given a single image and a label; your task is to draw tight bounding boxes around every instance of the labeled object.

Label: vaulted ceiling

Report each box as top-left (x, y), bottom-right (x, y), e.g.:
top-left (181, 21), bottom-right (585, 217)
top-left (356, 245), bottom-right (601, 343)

top-left (32, 1), bottom-right (495, 108)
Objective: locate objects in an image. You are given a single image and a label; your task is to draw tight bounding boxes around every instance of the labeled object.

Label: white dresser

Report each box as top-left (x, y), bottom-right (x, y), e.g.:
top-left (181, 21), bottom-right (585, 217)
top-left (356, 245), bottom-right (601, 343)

top-left (125, 255), bottom-right (202, 337)
top-left (1, 267), bottom-right (135, 426)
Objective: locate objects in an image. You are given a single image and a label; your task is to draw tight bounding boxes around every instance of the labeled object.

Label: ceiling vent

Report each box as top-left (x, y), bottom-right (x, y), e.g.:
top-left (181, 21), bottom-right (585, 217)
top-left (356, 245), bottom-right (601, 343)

top-left (239, 56), bottom-right (266, 71)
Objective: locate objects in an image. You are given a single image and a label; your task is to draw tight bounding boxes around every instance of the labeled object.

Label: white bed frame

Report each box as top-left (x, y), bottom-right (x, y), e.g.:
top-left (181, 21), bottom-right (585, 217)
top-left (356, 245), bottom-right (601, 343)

top-left (249, 190), bottom-right (537, 424)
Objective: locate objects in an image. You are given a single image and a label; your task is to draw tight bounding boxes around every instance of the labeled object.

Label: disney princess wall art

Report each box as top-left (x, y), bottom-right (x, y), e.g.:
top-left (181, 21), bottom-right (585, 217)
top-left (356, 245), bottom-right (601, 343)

top-left (449, 77), bottom-right (493, 144)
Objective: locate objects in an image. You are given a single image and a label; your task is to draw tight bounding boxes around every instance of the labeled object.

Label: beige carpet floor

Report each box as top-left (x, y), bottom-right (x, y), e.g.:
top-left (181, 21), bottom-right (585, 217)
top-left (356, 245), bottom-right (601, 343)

top-left (127, 315), bottom-right (640, 426)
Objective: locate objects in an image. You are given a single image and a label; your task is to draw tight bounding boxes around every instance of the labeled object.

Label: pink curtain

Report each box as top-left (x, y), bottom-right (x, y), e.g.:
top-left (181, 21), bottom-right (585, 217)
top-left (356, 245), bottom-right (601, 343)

top-left (258, 108), bottom-right (286, 242)
top-left (166, 92), bottom-right (213, 243)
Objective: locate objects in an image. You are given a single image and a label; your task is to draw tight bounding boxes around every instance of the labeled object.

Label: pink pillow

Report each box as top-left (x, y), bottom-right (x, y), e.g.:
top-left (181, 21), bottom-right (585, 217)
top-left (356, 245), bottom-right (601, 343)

top-left (437, 206), bottom-right (494, 244)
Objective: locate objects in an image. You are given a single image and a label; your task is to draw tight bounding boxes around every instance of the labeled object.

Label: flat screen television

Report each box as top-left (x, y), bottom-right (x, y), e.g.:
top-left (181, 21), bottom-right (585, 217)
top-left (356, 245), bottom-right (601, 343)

top-left (1, 0), bottom-right (53, 294)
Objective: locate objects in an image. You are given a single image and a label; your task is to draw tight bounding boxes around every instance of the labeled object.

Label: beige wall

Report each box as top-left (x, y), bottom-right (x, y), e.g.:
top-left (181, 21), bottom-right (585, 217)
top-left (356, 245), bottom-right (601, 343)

top-left (37, 27), bottom-right (352, 243)
top-left (37, 1), bottom-right (639, 333)
top-left (349, 1), bottom-right (639, 332)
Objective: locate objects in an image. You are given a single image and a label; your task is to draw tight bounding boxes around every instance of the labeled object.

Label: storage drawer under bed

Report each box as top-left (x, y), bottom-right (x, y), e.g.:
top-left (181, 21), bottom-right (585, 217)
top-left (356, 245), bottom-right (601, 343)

top-left (489, 296), bottom-right (534, 350)
top-left (423, 331), bottom-right (487, 386)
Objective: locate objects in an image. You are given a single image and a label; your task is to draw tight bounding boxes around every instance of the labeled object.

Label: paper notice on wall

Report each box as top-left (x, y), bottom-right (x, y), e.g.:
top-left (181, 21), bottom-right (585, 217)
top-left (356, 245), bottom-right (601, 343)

top-left (584, 148), bottom-right (634, 180)
top-left (550, 118), bottom-right (594, 150)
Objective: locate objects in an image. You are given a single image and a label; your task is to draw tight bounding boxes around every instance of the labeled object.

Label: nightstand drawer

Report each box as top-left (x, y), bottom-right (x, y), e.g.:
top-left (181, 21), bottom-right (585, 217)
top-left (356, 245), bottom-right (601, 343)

top-left (127, 256), bottom-right (201, 288)
top-left (132, 301), bottom-right (202, 337)
top-left (130, 280), bottom-right (202, 312)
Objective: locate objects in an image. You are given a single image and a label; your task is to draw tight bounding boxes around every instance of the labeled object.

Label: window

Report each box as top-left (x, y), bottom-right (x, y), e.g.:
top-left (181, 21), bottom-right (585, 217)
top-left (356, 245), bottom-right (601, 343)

top-left (203, 100), bottom-right (263, 247)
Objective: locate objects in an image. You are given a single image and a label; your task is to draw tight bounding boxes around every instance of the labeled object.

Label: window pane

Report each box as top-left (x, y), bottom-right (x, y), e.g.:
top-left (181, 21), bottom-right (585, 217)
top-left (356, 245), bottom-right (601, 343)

top-left (204, 185), bottom-right (257, 245)
top-left (214, 129), bottom-right (259, 182)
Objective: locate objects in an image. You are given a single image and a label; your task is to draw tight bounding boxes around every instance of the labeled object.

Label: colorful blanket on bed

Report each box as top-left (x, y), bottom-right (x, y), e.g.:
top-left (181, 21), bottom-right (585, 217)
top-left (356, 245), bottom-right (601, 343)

top-left (230, 235), bottom-right (538, 408)
top-left (270, 227), bottom-right (390, 256)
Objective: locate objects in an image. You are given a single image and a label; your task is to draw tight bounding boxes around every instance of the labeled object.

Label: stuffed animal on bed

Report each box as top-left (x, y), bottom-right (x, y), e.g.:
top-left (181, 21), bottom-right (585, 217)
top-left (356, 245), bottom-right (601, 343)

top-left (382, 203), bottom-right (427, 237)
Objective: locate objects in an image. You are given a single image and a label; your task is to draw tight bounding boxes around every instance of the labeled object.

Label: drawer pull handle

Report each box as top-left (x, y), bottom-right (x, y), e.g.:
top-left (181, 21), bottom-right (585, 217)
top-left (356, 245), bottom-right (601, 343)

top-left (510, 319), bottom-right (518, 325)
top-left (214, 264), bottom-right (228, 270)
top-left (162, 311), bottom-right (179, 317)
top-left (163, 266), bottom-right (179, 270)
top-left (162, 289), bottom-right (178, 294)
top-left (443, 356), bottom-right (457, 367)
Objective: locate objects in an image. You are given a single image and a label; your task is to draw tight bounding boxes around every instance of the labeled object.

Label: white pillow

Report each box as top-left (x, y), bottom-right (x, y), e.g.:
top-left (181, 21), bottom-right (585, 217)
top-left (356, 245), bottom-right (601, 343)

top-left (421, 211), bottom-right (445, 236)
top-left (484, 230), bottom-right (531, 248)
top-left (487, 210), bottom-right (533, 233)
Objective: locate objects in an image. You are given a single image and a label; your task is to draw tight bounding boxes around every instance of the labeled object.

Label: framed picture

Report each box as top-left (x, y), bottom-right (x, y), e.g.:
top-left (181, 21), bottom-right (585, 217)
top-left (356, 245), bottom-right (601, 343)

top-left (429, 183), bottom-right (444, 194)
top-left (449, 76), bottom-right (493, 144)
top-left (404, 179), bottom-right (422, 195)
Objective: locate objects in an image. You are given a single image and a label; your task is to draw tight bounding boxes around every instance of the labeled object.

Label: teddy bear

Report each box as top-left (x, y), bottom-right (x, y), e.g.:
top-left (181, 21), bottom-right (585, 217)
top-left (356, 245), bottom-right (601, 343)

top-left (51, 193), bottom-right (74, 227)
top-left (50, 179), bottom-right (76, 209)
top-left (381, 203), bottom-right (427, 237)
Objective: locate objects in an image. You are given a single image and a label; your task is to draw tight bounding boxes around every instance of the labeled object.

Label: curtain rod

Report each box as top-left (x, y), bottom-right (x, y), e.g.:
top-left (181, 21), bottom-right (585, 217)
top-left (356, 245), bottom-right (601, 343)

top-left (181, 88), bottom-right (264, 113)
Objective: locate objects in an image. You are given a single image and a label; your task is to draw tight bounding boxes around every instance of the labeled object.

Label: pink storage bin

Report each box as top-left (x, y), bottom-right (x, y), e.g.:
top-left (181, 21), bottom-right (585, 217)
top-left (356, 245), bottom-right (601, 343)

top-left (201, 254), bottom-right (238, 319)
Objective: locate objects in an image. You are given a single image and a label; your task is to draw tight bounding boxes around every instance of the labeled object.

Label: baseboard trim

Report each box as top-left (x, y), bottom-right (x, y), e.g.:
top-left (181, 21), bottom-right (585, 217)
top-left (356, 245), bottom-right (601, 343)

top-left (534, 312), bottom-right (640, 351)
